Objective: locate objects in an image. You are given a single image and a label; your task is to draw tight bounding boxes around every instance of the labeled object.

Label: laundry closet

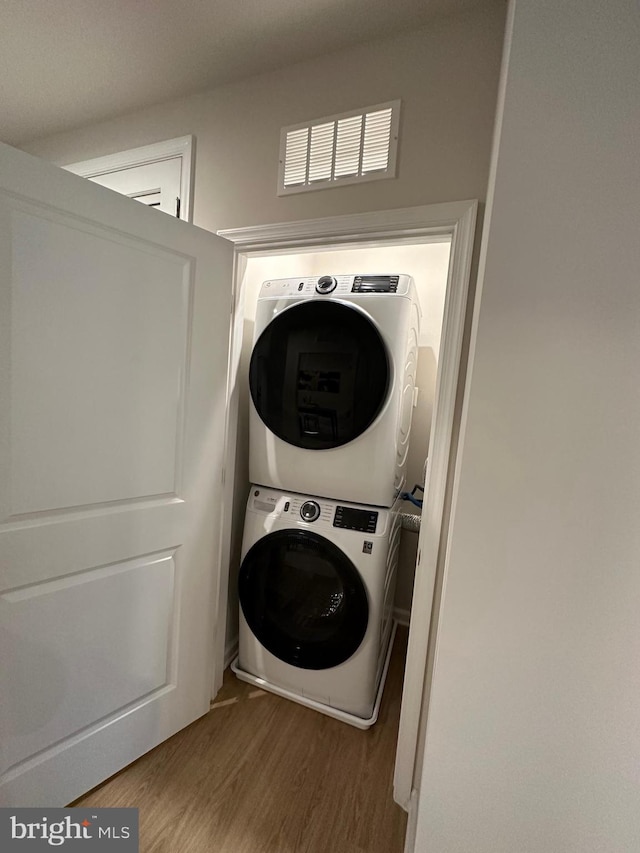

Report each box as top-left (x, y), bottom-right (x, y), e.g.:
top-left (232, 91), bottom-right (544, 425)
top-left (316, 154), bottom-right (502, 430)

top-left (224, 239), bottom-right (451, 724)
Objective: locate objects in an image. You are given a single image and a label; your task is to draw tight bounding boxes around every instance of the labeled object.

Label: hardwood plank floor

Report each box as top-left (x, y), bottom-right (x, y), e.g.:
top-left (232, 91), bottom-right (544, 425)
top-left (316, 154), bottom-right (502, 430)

top-left (73, 628), bottom-right (409, 853)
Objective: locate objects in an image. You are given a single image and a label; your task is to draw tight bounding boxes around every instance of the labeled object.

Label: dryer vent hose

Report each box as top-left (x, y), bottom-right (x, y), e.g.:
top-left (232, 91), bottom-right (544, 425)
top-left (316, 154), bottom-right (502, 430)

top-left (399, 512), bottom-right (421, 534)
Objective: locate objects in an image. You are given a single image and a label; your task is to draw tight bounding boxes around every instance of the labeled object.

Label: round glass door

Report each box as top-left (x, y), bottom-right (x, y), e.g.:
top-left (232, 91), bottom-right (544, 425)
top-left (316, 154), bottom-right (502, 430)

top-left (239, 529), bottom-right (369, 670)
top-left (249, 301), bottom-right (390, 449)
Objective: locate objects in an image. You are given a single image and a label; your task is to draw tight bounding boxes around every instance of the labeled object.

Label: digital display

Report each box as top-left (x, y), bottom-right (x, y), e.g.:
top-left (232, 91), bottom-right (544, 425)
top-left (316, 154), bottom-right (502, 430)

top-left (334, 505), bottom-right (378, 533)
top-left (351, 275), bottom-right (399, 293)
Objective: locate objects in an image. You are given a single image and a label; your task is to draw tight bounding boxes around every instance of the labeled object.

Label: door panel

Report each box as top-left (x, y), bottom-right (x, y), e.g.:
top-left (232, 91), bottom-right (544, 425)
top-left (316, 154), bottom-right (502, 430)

top-left (9, 207), bottom-right (189, 513)
top-left (0, 142), bottom-right (234, 806)
top-left (2, 552), bottom-right (175, 772)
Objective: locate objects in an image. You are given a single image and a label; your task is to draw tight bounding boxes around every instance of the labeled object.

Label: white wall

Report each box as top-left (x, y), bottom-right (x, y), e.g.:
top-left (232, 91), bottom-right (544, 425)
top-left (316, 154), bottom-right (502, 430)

top-left (414, 1), bottom-right (640, 851)
top-left (17, 3), bottom-right (506, 232)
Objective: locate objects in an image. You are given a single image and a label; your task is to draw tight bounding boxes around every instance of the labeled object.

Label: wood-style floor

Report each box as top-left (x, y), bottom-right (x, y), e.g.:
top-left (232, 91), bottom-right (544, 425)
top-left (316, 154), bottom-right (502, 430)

top-left (73, 628), bottom-right (409, 853)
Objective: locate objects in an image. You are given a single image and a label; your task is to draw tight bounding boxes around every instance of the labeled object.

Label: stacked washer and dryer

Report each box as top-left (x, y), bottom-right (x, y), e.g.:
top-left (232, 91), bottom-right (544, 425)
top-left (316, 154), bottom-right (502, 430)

top-left (232, 274), bottom-right (420, 728)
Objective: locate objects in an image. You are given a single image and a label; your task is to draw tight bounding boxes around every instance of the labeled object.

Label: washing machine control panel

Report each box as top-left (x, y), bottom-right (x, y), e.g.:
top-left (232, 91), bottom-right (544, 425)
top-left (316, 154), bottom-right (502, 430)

top-left (250, 489), bottom-right (383, 533)
top-left (333, 505), bottom-right (378, 534)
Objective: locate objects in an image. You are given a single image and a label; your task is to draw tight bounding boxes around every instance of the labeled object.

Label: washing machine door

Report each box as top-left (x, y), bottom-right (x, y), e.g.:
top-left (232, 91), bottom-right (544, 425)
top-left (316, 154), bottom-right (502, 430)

top-left (239, 529), bottom-right (369, 670)
top-left (249, 300), bottom-right (390, 449)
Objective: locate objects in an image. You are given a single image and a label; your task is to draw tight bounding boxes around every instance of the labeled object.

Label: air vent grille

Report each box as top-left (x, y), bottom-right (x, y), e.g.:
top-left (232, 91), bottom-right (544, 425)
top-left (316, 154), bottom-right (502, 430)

top-left (278, 101), bottom-right (400, 195)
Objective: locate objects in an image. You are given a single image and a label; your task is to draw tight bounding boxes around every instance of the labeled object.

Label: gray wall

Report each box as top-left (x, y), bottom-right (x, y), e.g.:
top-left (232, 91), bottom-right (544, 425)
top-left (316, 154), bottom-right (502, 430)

top-left (20, 3), bottom-right (506, 232)
top-left (415, 0), bottom-right (640, 850)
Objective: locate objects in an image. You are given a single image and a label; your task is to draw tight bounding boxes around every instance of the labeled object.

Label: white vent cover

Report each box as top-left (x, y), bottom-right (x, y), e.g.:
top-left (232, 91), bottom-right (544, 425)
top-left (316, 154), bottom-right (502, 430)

top-left (278, 101), bottom-right (400, 195)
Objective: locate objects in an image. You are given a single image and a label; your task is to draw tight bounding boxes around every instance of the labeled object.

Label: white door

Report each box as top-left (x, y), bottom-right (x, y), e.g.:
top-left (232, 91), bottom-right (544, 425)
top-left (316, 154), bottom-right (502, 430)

top-left (0, 142), bottom-right (234, 807)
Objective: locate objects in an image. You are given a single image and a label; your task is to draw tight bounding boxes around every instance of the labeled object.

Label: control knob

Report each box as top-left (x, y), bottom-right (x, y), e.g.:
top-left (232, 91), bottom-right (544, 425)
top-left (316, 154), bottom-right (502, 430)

top-left (316, 275), bottom-right (337, 294)
top-left (300, 500), bottom-right (321, 522)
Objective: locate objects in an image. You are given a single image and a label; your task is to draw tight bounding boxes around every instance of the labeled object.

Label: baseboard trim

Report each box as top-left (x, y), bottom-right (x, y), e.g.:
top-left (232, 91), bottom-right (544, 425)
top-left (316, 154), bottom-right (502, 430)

top-left (403, 788), bottom-right (420, 853)
top-left (393, 607), bottom-right (411, 626)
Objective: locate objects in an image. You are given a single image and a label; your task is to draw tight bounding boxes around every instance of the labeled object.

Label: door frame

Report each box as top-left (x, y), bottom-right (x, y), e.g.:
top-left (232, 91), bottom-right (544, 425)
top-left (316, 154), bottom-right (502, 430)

top-left (63, 136), bottom-right (195, 222)
top-left (217, 199), bottom-right (477, 817)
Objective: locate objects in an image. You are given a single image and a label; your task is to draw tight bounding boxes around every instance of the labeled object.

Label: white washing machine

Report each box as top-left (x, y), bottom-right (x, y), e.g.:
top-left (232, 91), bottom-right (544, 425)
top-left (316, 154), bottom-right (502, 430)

top-left (232, 485), bottom-right (401, 727)
top-left (248, 274), bottom-right (420, 507)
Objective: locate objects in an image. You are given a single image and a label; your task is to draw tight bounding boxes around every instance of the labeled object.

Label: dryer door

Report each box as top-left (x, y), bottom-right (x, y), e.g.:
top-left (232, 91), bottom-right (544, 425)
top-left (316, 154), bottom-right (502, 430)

top-left (239, 529), bottom-right (369, 670)
top-left (249, 301), bottom-right (389, 449)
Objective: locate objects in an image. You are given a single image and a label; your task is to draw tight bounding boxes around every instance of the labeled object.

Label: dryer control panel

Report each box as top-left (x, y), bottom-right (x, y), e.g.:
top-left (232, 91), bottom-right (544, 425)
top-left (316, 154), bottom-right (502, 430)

top-left (258, 274), bottom-right (413, 299)
top-left (351, 275), bottom-right (399, 293)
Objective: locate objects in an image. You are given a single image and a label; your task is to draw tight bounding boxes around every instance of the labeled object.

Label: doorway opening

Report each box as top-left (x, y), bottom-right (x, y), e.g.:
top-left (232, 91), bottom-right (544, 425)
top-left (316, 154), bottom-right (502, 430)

top-left (215, 201), bottom-right (477, 843)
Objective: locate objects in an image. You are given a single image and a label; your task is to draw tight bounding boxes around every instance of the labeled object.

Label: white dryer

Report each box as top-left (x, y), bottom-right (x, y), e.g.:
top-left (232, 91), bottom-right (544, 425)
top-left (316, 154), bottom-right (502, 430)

top-left (248, 274), bottom-right (420, 507)
top-left (232, 486), bottom-right (400, 727)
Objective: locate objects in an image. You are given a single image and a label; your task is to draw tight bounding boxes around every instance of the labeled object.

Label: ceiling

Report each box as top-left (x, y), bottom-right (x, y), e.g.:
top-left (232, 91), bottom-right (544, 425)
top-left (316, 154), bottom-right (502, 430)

top-left (0, 0), bottom-right (487, 146)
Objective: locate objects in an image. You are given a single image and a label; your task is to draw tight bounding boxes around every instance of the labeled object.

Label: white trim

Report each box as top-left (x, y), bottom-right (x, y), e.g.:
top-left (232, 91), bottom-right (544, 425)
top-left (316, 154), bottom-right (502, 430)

top-left (217, 199), bottom-right (477, 818)
top-left (393, 201), bottom-right (476, 812)
top-left (63, 136), bottom-right (195, 222)
top-left (218, 200), bottom-right (473, 250)
top-left (403, 789), bottom-right (420, 853)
